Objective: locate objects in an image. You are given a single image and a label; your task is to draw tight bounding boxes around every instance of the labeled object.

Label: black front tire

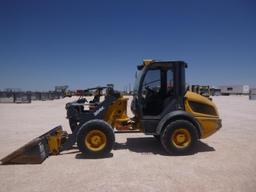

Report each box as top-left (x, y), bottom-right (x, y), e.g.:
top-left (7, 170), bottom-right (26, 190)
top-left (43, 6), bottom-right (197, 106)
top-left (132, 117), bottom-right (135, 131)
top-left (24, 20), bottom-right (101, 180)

top-left (77, 120), bottom-right (115, 157)
top-left (161, 120), bottom-right (198, 155)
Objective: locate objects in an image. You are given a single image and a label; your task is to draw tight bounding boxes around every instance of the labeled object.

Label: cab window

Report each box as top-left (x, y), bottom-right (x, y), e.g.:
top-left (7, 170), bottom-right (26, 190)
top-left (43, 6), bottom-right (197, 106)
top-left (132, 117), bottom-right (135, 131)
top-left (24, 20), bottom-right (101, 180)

top-left (141, 68), bottom-right (174, 116)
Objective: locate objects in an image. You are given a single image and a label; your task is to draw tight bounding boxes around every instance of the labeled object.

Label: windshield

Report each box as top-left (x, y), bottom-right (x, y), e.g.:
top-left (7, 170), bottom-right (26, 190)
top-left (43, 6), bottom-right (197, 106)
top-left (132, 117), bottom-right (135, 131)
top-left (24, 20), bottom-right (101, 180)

top-left (133, 70), bottom-right (143, 94)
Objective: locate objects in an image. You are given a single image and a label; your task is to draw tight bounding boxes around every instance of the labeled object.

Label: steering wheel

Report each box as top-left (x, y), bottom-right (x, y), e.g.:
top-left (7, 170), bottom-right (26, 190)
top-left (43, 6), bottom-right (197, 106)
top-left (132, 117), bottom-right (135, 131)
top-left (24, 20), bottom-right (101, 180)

top-left (145, 86), bottom-right (155, 94)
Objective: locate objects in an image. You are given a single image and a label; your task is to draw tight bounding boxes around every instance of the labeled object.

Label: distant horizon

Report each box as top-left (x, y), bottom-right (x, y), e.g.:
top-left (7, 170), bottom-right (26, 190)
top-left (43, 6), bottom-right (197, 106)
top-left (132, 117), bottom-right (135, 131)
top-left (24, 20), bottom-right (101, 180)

top-left (1, 83), bottom-right (255, 93)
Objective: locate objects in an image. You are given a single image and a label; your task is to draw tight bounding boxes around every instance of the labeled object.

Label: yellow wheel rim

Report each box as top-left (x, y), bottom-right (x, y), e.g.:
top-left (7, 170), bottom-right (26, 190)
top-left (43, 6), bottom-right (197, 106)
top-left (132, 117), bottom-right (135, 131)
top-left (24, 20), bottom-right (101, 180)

top-left (171, 128), bottom-right (191, 149)
top-left (85, 130), bottom-right (107, 152)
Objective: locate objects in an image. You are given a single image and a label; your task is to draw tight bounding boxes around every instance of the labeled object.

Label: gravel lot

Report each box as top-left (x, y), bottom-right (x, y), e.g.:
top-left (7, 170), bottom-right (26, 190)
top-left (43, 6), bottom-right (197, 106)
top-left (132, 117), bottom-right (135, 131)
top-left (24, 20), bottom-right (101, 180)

top-left (0, 96), bottom-right (256, 192)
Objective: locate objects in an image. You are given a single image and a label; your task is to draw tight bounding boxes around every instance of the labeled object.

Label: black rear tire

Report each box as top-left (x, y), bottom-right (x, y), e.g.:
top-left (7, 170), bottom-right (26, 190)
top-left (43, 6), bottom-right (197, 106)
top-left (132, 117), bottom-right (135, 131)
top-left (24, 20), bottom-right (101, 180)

top-left (161, 120), bottom-right (198, 155)
top-left (77, 120), bottom-right (115, 157)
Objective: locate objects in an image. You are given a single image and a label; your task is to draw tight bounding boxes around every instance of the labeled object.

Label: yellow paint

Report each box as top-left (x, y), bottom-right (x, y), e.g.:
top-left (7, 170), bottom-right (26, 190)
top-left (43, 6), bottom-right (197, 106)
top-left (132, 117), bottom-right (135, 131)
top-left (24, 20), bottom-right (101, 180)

top-left (104, 97), bottom-right (130, 128)
top-left (185, 91), bottom-right (221, 138)
top-left (143, 59), bottom-right (154, 66)
top-left (47, 128), bottom-right (63, 155)
top-left (85, 130), bottom-right (107, 152)
top-left (185, 91), bottom-right (218, 114)
top-left (171, 128), bottom-right (191, 149)
top-left (196, 117), bottom-right (221, 138)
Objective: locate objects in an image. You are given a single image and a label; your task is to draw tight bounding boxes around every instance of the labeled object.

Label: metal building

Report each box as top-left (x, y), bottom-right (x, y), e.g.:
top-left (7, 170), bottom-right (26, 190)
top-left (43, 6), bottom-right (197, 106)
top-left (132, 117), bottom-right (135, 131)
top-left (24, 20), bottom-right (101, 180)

top-left (219, 85), bottom-right (250, 95)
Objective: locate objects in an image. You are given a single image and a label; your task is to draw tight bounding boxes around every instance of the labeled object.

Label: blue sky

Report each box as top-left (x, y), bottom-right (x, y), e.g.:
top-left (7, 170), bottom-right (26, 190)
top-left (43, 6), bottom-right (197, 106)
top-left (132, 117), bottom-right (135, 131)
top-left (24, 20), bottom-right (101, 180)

top-left (0, 0), bottom-right (255, 91)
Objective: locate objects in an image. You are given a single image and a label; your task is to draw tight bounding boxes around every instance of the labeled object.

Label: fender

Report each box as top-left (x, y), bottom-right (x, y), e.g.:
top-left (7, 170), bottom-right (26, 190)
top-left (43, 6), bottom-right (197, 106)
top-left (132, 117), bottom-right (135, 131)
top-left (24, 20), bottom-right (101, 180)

top-left (156, 110), bottom-right (202, 138)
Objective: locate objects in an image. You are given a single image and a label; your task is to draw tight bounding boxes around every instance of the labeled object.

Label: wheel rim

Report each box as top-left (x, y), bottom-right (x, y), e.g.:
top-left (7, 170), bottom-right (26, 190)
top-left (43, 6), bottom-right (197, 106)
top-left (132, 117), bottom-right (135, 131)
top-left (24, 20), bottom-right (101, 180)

top-left (85, 130), bottom-right (107, 152)
top-left (171, 128), bottom-right (191, 149)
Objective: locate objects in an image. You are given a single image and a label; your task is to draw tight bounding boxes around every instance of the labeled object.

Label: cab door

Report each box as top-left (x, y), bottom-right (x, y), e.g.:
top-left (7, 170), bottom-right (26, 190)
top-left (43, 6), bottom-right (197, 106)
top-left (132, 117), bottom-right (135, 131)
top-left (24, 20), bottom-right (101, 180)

top-left (139, 66), bottom-right (176, 134)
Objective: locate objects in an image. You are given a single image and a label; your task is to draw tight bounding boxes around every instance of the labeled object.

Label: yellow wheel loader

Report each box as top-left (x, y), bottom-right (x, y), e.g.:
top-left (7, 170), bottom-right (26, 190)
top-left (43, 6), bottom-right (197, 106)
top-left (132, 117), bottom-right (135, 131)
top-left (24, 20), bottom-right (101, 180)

top-left (1, 60), bottom-right (222, 164)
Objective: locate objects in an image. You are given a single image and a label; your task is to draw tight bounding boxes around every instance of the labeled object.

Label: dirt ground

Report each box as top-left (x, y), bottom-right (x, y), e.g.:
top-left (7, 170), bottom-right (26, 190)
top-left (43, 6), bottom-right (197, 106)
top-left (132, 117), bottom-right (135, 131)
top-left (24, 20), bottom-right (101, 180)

top-left (0, 96), bottom-right (256, 192)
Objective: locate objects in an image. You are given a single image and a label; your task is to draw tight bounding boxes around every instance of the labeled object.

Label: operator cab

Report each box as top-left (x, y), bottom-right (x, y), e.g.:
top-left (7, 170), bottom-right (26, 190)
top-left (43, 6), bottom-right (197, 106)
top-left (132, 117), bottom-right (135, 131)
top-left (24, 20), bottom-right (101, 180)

top-left (132, 60), bottom-right (187, 133)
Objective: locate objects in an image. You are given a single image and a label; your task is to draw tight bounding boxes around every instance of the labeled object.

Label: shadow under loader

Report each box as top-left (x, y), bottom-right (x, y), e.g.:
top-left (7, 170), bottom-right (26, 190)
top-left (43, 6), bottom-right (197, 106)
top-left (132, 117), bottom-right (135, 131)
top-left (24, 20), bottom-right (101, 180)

top-left (0, 128), bottom-right (215, 165)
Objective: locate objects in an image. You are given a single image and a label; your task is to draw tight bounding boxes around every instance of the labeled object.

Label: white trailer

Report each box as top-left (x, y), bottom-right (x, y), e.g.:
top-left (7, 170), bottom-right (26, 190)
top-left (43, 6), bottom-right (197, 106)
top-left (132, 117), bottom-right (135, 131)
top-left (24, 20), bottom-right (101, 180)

top-left (219, 85), bottom-right (250, 95)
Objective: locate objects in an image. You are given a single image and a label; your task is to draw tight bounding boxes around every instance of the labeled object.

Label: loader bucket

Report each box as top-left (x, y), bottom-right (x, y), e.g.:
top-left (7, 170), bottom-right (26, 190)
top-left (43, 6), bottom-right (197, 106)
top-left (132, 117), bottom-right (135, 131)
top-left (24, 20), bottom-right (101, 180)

top-left (1, 126), bottom-right (64, 165)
